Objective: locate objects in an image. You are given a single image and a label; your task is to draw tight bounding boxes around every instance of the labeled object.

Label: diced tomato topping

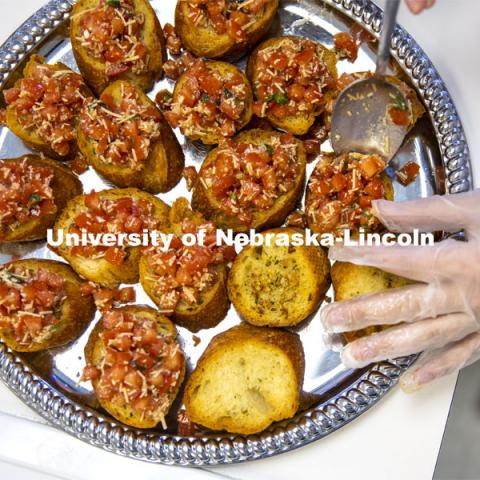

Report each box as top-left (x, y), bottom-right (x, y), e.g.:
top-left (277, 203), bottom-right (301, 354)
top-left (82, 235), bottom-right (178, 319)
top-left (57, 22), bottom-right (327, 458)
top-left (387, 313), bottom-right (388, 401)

top-left (306, 152), bottom-right (387, 235)
top-left (105, 247), bottom-right (126, 266)
top-left (199, 134), bottom-right (299, 225)
top-left (4, 63), bottom-right (90, 156)
top-left (0, 264), bottom-right (66, 346)
top-left (334, 32), bottom-right (359, 62)
top-left (142, 208), bottom-right (235, 315)
top-left (71, 194), bottom-right (160, 265)
top-left (78, 0), bottom-right (149, 79)
top-left (165, 59), bottom-right (248, 140)
top-left (186, 0), bottom-right (270, 42)
top-left (82, 309), bottom-right (184, 418)
top-left (80, 83), bottom-right (161, 170)
top-left (0, 158), bottom-right (57, 237)
top-left (396, 161), bottom-right (420, 186)
top-left (389, 107), bottom-right (410, 126)
top-left (359, 154), bottom-right (385, 179)
top-left (253, 38), bottom-right (334, 120)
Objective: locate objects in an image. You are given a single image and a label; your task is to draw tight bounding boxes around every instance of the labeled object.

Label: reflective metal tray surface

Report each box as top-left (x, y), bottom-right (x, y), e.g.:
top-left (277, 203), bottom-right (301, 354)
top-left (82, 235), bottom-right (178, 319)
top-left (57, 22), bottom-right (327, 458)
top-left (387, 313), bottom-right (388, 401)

top-left (0, 0), bottom-right (472, 466)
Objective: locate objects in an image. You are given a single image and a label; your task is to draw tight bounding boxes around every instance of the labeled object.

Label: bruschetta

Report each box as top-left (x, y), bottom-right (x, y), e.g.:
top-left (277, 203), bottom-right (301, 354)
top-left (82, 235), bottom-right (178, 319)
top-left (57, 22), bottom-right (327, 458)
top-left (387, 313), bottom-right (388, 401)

top-left (53, 189), bottom-right (170, 287)
top-left (228, 228), bottom-right (330, 327)
top-left (306, 151), bottom-right (394, 236)
top-left (331, 261), bottom-right (414, 342)
top-left (175, 0), bottom-right (279, 59)
top-left (78, 80), bottom-right (184, 193)
top-left (191, 129), bottom-right (307, 232)
top-left (247, 36), bottom-right (338, 135)
top-left (0, 155), bottom-right (83, 242)
top-left (164, 59), bottom-right (253, 145)
top-left (70, 0), bottom-right (165, 95)
top-left (83, 306), bottom-right (185, 429)
top-left (3, 55), bottom-right (92, 159)
top-left (140, 198), bottom-right (233, 332)
top-left (184, 324), bottom-right (305, 435)
top-left (0, 259), bottom-right (95, 352)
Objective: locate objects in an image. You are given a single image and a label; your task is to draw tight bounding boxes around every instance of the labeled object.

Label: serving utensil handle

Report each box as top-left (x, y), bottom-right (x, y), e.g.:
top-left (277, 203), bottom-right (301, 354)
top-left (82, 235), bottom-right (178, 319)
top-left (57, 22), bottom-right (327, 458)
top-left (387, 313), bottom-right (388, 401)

top-left (376, 0), bottom-right (400, 76)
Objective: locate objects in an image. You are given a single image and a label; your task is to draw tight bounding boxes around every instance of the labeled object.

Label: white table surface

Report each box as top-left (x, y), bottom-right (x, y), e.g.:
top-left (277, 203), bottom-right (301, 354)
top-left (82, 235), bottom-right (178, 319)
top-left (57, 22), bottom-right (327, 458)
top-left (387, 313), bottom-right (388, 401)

top-left (0, 1), bottom-right (478, 479)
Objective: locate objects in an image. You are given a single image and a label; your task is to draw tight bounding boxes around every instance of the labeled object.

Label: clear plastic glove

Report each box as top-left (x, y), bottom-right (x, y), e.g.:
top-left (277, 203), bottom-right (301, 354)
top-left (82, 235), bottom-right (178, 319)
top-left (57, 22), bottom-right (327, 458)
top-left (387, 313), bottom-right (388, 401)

top-left (320, 190), bottom-right (480, 392)
top-left (405, 0), bottom-right (436, 14)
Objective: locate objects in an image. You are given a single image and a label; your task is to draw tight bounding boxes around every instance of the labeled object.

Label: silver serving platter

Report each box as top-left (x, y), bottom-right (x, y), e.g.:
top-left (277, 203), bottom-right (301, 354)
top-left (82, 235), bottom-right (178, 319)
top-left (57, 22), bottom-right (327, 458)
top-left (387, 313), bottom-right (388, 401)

top-left (0, 0), bottom-right (472, 466)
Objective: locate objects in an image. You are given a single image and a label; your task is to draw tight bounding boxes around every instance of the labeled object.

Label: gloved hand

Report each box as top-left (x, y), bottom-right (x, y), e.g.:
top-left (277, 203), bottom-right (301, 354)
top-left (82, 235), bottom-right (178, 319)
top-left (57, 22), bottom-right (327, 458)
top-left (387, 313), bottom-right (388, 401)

top-left (405, 0), bottom-right (436, 14)
top-left (320, 190), bottom-right (480, 392)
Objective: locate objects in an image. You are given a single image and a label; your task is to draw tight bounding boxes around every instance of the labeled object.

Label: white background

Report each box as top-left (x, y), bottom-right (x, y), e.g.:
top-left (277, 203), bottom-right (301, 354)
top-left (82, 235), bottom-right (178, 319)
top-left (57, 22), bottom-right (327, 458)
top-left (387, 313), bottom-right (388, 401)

top-left (0, 1), bottom-right (478, 479)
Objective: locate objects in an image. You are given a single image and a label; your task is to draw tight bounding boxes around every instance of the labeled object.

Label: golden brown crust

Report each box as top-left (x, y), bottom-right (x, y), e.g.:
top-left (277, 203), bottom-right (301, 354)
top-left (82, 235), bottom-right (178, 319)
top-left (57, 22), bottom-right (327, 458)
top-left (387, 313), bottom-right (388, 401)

top-left (175, 0), bottom-right (279, 59)
top-left (0, 259), bottom-right (95, 352)
top-left (247, 36), bottom-right (338, 135)
top-left (77, 80), bottom-right (184, 194)
top-left (84, 305), bottom-right (186, 429)
top-left (0, 155), bottom-right (83, 243)
top-left (184, 324), bottom-right (305, 434)
top-left (53, 188), bottom-right (170, 287)
top-left (5, 55), bottom-right (92, 160)
top-left (191, 129), bottom-right (307, 232)
top-left (171, 61), bottom-right (253, 145)
top-left (228, 228), bottom-right (330, 327)
top-left (70, 0), bottom-right (165, 96)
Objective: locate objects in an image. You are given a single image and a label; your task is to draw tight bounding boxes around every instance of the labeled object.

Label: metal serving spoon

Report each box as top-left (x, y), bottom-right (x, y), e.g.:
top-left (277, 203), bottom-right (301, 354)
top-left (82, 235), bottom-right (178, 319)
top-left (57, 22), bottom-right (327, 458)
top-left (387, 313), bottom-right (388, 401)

top-left (331, 0), bottom-right (411, 162)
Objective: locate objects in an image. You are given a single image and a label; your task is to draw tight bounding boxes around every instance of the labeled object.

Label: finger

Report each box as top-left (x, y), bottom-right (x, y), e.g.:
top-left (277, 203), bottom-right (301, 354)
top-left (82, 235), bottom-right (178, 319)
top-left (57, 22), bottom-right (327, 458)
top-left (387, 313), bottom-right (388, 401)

top-left (400, 332), bottom-right (480, 392)
top-left (373, 191), bottom-right (480, 239)
top-left (425, 0), bottom-right (436, 9)
top-left (341, 313), bottom-right (478, 368)
top-left (321, 282), bottom-right (466, 333)
top-left (329, 238), bottom-right (459, 283)
top-left (405, 0), bottom-right (428, 14)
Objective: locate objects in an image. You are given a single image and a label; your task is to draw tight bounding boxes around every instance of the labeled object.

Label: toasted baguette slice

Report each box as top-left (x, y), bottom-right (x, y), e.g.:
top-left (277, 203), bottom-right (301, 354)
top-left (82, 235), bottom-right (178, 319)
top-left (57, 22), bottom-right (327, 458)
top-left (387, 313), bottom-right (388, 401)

top-left (84, 306), bottom-right (185, 429)
top-left (77, 80), bottom-right (184, 193)
top-left (247, 36), bottom-right (338, 135)
top-left (228, 228), bottom-right (330, 326)
top-left (70, 0), bottom-right (165, 96)
top-left (0, 259), bottom-right (95, 352)
top-left (184, 324), bottom-right (305, 434)
top-left (140, 198), bottom-right (230, 332)
top-left (171, 61), bottom-right (253, 145)
top-left (0, 155), bottom-right (83, 243)
top-left (53, 188), bottom-right (170, 287)
top-left (191, 129), bottom-right (307, 233)
top-left (5, 55), bottom-right (92, 160)
top-left (331, 261), bottom-right (415, 342)
top-left (175, 0), bottom-right (279, 59)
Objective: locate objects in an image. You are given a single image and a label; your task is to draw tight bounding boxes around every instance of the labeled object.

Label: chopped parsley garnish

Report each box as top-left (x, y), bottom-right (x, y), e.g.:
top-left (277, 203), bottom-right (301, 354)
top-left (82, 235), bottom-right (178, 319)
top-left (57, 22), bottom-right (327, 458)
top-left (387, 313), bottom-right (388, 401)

top-left (163, 91), bottom-right (172, 103)
top-left (224, 87), bottom-right (234, 99)
top-left (267, 93), bottom-right (288, 105)
top-left (106, 0), bottom-right (121, 7)
top-left (201, 93), bottom-right (210, 103)
top-left (389, 92), bottom-right (408, 112)
top-left (265, 144), bottom-right (274, 155)
top-left (29, 193), bottom-right (41, 205)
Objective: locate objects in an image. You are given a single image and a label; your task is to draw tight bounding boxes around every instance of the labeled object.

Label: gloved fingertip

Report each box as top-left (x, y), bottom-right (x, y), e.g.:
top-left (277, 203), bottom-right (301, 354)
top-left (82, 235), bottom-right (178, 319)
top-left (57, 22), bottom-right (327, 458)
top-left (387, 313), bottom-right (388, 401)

top-left (329, 245), bottom-right (354, 262)
top-left (399, 371), bottom-right (423, 394)
top-left (371, 199), bottom-right (399, 231)
top-left (320, 305), bottom-right (347, 334)
top-left (340, 346), bottom-right (369, 369)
